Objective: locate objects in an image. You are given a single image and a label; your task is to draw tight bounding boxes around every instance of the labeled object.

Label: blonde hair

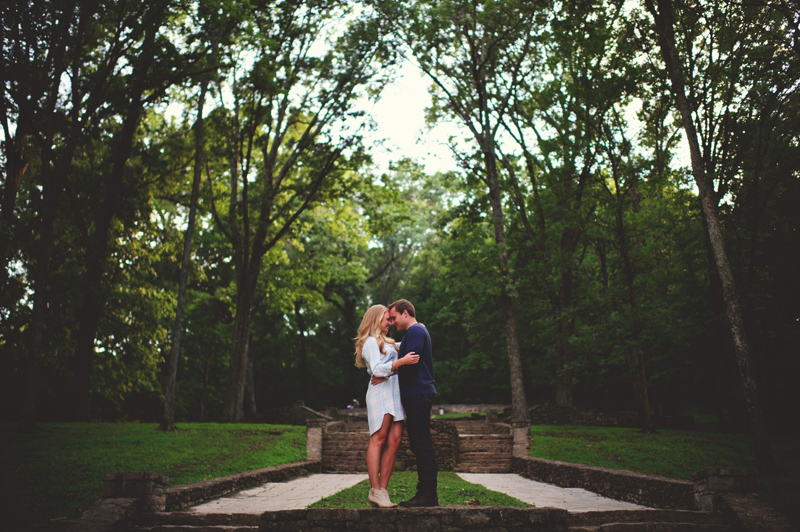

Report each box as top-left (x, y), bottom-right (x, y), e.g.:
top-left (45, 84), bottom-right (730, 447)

top-left (354, 304), bottom-right (396, 368)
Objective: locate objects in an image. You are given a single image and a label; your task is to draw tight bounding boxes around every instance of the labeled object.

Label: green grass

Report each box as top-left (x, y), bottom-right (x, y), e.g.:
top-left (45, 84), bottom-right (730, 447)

top-left (309, 471), bottom-right (530, 508)
top-left (0, 422), bottom-right (307, 532)
top-left (529, 425), bottom-right (800, 528)
top-left (4, 421), bottom-right (797, 532)
top-left (529, 425), bottom-right (756, 479)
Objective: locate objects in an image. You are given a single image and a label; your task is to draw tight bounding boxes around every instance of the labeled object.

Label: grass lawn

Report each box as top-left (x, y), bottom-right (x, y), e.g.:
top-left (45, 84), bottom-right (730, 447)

top-left (3, 421), bottom-right (797, 532)
top-left (0, 422), bottom-right (307, 532)
top-left (309, 471), bottom-right (530, 508)
top-left (529, 425), bottom-right (800, 528)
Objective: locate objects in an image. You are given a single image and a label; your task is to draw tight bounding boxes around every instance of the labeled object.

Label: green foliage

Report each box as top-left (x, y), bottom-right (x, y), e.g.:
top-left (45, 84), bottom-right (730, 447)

top-left (0, 422), bottom-right (307, 532)
top-left (2, 0), bottom-right (798, 436)
top-left (309, 471), bottom-right (531, 508)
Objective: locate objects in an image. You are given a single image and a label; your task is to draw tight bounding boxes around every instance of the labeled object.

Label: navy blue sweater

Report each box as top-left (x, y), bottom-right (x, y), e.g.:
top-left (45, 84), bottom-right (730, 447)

top-left (397, 324), bottom-right (436, 398)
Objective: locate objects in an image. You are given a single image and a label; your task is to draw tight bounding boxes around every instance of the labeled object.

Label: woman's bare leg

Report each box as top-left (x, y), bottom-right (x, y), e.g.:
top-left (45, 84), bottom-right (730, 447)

top-left (367, 414), bottom-right (393, 489)
top-left (379, 420), bottom-right (404, 489)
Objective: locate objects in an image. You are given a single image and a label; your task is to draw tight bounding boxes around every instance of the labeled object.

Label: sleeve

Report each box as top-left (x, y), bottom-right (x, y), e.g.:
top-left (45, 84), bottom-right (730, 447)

top-left (362, 337), bottom-right (394, 377)
top-left (401, 327), bottom-right (425, 360)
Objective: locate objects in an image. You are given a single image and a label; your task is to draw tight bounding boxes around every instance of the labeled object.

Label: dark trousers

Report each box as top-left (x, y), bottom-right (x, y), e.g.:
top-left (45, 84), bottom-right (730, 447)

top-left (403, 393), bottom-right (438, 496)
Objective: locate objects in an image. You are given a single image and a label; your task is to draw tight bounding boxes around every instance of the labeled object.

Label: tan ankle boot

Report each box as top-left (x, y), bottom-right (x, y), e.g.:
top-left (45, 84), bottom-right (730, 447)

top-left (380, 488), bottom-right (397, 507)
top-left (368, 488), bottom-right (382, 508)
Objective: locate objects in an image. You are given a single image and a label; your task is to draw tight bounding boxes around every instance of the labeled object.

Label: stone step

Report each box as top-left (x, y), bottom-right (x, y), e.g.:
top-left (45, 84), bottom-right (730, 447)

top-left (322, 465), bottom-right (368, 472)
top-left (567, 510), bottom-right (728, 527)
top-left (322, 446), bottom-right (368, 452)
top-left (458, 452), bottom-right (511, 463)
top-left (133, 513), bottom-right (260, 531)
top-left (458, 440), bottom-right (512, 452)
top-left (453, 420), bottom-right (511, 434)
top-left (569, 525), bottom-right (730, 532)
top-left (454, 464), bottom-right (512, 473)
top-left (325, 432), bottom-right (369, 437)
top-left (135, 527), bottom-right (258, 531)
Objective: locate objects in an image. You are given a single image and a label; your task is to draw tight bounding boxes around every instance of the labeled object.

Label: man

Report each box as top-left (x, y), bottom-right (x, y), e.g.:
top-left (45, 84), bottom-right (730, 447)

top-left (386, 299), bottom-right (438, 507)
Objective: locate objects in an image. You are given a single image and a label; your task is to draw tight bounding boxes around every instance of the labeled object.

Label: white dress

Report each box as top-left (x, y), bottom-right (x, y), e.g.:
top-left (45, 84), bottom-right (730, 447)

top-left (362, 336), bottom-right (406, 435)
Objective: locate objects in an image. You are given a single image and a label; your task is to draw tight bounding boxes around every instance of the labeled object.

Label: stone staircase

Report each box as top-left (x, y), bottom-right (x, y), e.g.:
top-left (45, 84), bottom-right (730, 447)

top-left (133, 511), bottom-right (259, 531)
top-left (567, 509), bottom-right (732, 531)
top-left (321, 421), bottom-right (370, 472)
top-left (453, 419), bottom-right (513, 473)
top-left (130, 508), bottom-right (733, 531)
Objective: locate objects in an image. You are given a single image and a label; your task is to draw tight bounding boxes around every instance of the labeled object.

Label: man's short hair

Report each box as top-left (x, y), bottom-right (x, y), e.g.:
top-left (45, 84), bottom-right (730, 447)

top-left (388, 299), bottom-right (415, 318)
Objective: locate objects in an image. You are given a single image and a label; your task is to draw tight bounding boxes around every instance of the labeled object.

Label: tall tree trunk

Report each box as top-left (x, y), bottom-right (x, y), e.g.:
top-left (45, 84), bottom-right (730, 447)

top-left (222, 267), bottom-right (258, 422)
top-left (70, 256), bottom-right (105, 420)
top-left (68, 10), bottom-right (162, 420)
top-left (244, 343), bottom-right (257, 417)
top-left (17, 158), bottom-right (58, 432)
top-left (554, 258), bottom-right (575, 407)
top-left (294, 301), bottom-right (310, 395)
top-left (15, 5), bottom-right (74, 430)
top-left (645, 0), bottom-right (775, 472)
top-left (0, 138), bottom-right (27, 307)
top-left (159, 75), bottom-right (210, 431)
top-left (199, 347), bottom-right (215, 421)
top-left (483, 146), bottom-right (529, 424)
top-left (615, 202), bottom-right (653, 432)
top-left (69, 97), bottom-right (145, 420)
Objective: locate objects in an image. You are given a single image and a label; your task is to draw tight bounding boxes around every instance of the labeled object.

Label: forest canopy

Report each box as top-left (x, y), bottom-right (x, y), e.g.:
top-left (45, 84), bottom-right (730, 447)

top-left (1, 0), bottom-right (798, 452)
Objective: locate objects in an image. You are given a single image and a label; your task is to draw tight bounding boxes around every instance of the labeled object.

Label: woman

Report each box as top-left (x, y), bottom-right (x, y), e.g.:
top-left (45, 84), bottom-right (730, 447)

top-left (354, 304), bottom-right (419, 508)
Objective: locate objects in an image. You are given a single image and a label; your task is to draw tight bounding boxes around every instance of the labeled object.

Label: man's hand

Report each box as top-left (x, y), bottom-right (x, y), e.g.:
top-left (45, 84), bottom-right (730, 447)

top-left (371, 376), bottom-right (387, 386)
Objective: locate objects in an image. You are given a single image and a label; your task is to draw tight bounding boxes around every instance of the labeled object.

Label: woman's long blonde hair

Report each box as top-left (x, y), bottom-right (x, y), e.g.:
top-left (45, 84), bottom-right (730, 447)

top-left (354, 304), bottom-right (396, 368)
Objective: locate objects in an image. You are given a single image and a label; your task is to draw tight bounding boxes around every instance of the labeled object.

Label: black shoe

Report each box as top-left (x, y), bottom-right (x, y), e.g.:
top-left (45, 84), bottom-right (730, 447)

top-left (399, 493), bottom-right (439, 507)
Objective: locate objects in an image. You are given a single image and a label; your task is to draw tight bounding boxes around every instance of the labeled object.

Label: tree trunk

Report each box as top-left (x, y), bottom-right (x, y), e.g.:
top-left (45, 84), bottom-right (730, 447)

top-left (69, 98), bottom-right (145, 420)
top-left (222, 267), bottom-right (258, 422)
top-left (612, 176), bottom-right (653, 432)
top-left (70, 259), bottom-right (105, 421)
top-left (294, 301), bottom-right (310, 395)
top-left (244, 343), bottom-right (257, 417)
top-left (554, 260), bottom-right (575, 407)
top-left (483, 146), bottom-right (529, 424)
top-left (199, 347), bottom-right (215, 421)
top-left (68, 12), bottom-right (160, 419)
top-left (159, 72), bottom-right (210, 432)
top-left (646, 0), bottom-right (775, 472)
top-left (0, 138), bottom-right (27, 308)
top-left (17, 162), bottom-right (58, 432)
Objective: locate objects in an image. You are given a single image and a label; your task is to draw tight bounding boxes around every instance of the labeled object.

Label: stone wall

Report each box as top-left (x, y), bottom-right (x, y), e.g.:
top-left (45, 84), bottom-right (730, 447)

top-left (393, 419), bottom-right (459, 472)
top-left (434, 404), bottom-right (509, 415)
top-left (259, 506), bottom-right (569, 531)
top-left (512, 456), bottom-right (694, 510)
top-left (165, 460), bottom-right (322, 511)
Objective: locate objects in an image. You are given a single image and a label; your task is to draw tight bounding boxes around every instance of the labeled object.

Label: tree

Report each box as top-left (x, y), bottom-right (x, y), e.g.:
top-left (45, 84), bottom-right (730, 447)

top-left (642, 0), bottom-right (777, 471)
top-left (376, 0), bottom-right (541, 424)
top-left (205, 0), bottom-right (394, 421)
top-left (159, 2), bottom-right (231, 431)
top-left (63, 0), bottom-right (202, 421)
top-left (2, 0), bottom-right (190, 427)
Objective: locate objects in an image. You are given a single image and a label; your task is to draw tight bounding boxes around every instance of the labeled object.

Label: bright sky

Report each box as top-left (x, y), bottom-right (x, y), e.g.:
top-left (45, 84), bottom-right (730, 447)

top-left (363, 59), bottom-right (691, 178)
top-left (363, 59), bottom-right (459, 175)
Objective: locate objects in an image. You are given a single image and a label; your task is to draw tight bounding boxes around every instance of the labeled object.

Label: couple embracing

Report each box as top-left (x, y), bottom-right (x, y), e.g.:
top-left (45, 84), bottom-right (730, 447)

top-left (353, 299), bottom-right (438, 508)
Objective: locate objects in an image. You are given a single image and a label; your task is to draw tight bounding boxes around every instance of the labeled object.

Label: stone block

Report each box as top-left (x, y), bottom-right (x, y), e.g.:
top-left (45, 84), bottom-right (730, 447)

top-left (102, 471), bottom-right (168, 513)
top-left (397, 514), bottom-right (441, 532)
top-left (67, 498), bottom-right (139, 532)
